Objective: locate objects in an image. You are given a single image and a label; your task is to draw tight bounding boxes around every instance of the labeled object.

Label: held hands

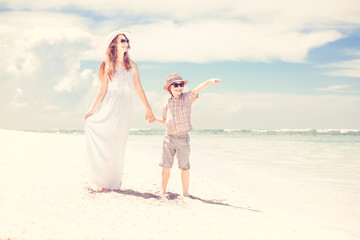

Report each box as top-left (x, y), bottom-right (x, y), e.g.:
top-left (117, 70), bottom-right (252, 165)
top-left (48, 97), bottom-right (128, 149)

top-left (145, 110), bottom-right (155, 123)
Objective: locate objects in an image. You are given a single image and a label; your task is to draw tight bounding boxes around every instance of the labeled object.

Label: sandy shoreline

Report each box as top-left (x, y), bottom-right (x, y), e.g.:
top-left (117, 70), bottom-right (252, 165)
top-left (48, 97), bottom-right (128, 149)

top-left (0, 129), bottom-right (358, 239)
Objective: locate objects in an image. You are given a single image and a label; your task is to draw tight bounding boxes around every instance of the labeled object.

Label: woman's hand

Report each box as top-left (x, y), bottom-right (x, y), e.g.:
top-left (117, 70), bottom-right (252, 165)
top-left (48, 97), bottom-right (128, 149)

top-left (84, 110), bottom-right (95, 121)
top-left (145, 110), bottom-right (155, 123)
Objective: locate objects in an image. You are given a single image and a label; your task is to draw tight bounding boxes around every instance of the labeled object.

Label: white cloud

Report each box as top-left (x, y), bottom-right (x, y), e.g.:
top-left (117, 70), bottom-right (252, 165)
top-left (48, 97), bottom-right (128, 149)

top-left (322, 59), bottom-right (360, 69)
top-left (4, 0), bottom-right (360, 26)
top-left (11, 88), bottom-right (29, 109)
top-left (344, 49), bottom-right (360, 57)
top-left (2, 0), bottom-right (358, 64)
top-left (0, 12), bottom-right (95, 78)
top-left (0, 11), bottom-right (92, 29)
top-left (315, 85), bottom-right (350, 92)
top-left (129, 21), bottom-right (343, 63)
top-left (224, 104), bottom-right (242, 114)
top-left (54, 68), bottom-right (96, 92)
top-left (320, 59), bottom-right (360, 78)
top-left (42, 105), bottom-right (59, 110)
top-left (0, 12), bottom-right (99, 130)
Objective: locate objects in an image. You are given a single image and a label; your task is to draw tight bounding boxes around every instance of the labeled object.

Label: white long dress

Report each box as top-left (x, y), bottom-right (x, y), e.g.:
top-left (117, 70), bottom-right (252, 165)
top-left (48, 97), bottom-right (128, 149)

top-left (85, 66), bottom-right (134, 190)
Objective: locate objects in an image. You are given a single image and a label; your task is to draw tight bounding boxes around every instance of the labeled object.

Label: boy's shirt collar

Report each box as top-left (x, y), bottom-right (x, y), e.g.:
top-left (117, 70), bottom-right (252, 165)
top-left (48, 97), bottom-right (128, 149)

top-left (170, 92), bottom-right (184, 100)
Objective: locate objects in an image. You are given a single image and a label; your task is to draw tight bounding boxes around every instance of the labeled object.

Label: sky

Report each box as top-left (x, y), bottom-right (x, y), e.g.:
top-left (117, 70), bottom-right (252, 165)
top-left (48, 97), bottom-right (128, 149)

top-left (1, 0), bottom-right (360, 130)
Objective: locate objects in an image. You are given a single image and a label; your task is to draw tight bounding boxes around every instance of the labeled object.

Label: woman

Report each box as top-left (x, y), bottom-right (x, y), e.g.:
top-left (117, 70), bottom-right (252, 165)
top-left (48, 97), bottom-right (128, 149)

top-left (84, 29), bottom-right (154, 192)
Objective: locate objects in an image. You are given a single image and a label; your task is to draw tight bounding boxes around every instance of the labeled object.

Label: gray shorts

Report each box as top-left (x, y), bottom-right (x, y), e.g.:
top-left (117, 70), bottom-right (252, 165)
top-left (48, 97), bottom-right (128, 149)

top-left (160, 133), bottom-right (190, 170)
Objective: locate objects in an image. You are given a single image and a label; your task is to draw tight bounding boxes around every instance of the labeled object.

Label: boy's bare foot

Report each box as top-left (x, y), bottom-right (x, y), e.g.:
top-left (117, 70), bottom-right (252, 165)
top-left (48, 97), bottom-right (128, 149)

top-left (159, 192), bottom-right (169, 201)
top-left (100, 188), bottom-right (110, 193)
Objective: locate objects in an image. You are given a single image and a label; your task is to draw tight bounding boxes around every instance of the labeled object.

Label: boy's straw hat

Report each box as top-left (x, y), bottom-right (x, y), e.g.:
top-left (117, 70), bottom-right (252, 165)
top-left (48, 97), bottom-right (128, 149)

top-left (163, 73), bottom-right (189, 91)
top-left (105, 29), bottom-right (131, 53)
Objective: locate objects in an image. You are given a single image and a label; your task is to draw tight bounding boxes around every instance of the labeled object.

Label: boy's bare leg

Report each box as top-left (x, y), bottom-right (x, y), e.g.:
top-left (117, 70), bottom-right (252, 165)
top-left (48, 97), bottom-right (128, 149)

top-left (181, 169), bottom-right (189, 197)
top-left (161, 167), bottom-right (171, 195)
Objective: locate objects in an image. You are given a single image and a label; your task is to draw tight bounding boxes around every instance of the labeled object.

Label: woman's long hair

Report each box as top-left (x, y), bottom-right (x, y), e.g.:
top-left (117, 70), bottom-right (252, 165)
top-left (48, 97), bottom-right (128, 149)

top-left (100, 34), bottom-right (131, 81)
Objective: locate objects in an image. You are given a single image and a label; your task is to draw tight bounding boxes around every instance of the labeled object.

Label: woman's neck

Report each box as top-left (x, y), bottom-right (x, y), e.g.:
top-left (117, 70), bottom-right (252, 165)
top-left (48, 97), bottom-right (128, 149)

top-left (116, 56), bottom-right (125, 68)
top-left (117, 51), bottom-right (125, 61)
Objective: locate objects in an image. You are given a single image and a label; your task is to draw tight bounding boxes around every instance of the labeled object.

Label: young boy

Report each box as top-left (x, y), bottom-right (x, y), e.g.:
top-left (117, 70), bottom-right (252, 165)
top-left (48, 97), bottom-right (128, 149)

top-left (153, 73), bottom-right (221, 197)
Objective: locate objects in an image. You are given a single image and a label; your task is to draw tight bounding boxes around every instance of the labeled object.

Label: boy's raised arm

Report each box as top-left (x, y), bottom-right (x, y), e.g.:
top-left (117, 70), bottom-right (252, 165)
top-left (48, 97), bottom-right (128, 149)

top-left (193, 78), bottom-right (221, 95)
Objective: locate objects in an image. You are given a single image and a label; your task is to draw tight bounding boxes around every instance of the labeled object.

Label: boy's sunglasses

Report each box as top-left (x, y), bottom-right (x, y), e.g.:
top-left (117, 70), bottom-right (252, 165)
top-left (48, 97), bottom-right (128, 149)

top-left (172, 82), bottom-right (184, 88)
top-left (120, 39), bottom-right (129, 43)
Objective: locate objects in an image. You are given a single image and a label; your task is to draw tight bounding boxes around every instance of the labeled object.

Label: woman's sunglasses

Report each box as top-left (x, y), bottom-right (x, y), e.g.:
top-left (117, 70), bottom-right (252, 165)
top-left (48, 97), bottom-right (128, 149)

top-left (120, 39), bottom-right (129, 43)
top-left (172, 82), bottom-right (184, 88)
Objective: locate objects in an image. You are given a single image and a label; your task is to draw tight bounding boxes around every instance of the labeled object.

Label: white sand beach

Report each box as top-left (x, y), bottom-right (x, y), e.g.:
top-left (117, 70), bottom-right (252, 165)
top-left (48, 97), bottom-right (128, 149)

top-left (0, 129), bottom-right (359, 239)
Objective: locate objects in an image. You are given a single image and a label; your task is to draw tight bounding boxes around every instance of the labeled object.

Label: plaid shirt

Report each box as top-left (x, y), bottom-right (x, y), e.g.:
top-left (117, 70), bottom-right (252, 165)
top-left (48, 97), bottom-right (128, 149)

top-left (162, 91), bottom-right (199, 134)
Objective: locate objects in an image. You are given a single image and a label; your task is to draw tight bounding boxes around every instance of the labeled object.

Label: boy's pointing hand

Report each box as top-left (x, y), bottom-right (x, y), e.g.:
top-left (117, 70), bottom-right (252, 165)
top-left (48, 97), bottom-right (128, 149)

top-left (210, 78), bottom-right (222, 85)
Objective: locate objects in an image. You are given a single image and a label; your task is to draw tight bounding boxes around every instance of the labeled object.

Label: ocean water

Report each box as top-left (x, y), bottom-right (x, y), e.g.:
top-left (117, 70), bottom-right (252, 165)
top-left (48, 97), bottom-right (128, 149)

top-left (25, 128), bottom-right (360, 137)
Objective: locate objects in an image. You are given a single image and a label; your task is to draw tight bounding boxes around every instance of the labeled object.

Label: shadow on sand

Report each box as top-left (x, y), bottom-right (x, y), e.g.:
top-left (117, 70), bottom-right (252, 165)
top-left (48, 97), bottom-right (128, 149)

top-left (98, 189), bottom-right (261, 212)
top-left (114, 189), bottom-right (161, 200)
top-left (188, 195), bottom-right (260, 212)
